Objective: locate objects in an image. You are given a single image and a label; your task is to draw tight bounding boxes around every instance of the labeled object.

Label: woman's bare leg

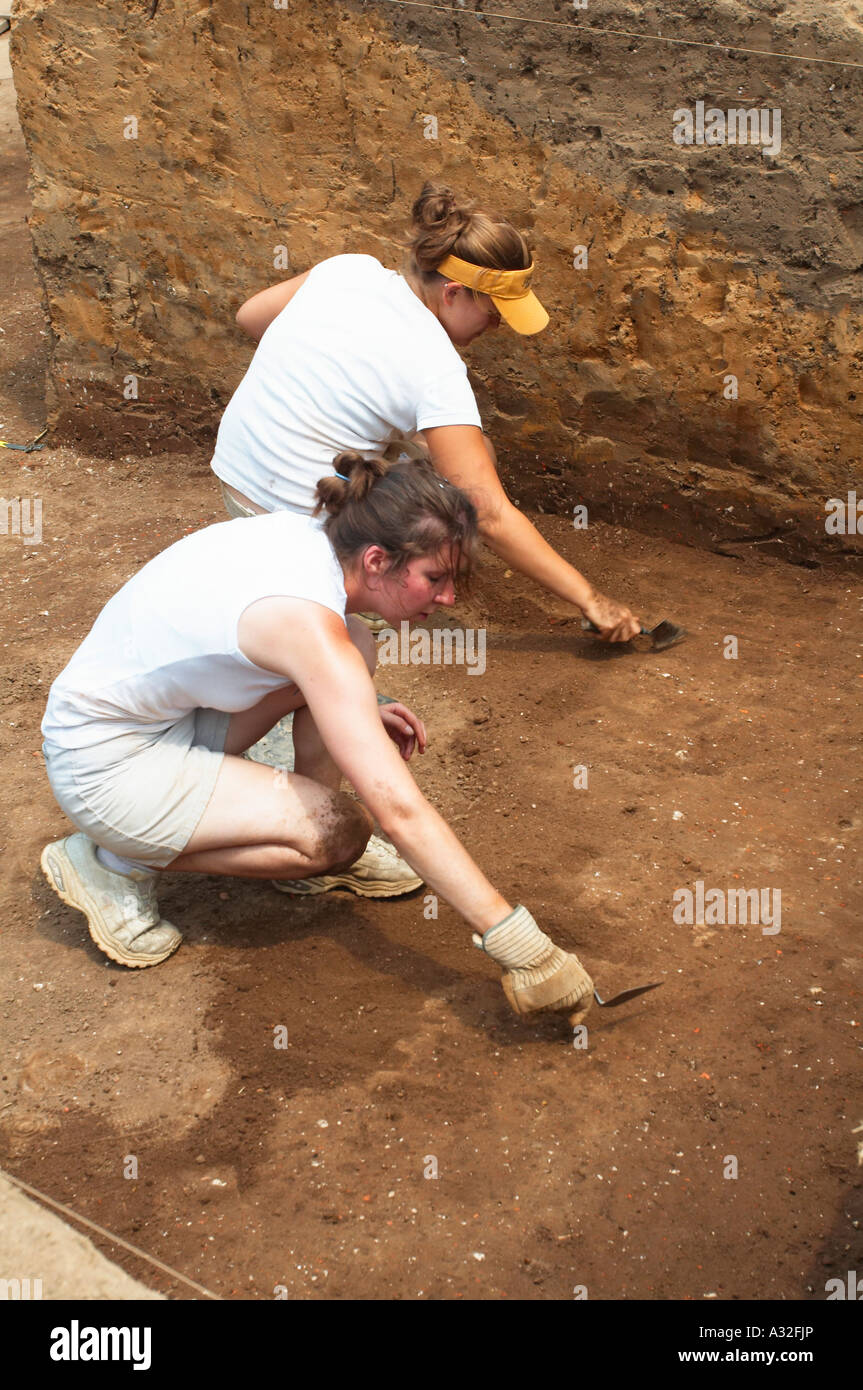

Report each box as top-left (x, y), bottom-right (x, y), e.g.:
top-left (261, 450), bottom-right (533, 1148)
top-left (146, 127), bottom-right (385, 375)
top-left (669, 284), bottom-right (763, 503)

top-left (223, 683), bottom-right (305, 755)
top-left (166, 750), bottom-right (372, 878)
top-left (167, 623), bottom-right (378, 877)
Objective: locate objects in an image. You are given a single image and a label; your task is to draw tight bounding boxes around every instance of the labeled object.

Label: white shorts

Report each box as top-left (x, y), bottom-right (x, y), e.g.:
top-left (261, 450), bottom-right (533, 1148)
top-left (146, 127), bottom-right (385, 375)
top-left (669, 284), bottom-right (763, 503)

top-left (42, 708), bottom-right (231, 869)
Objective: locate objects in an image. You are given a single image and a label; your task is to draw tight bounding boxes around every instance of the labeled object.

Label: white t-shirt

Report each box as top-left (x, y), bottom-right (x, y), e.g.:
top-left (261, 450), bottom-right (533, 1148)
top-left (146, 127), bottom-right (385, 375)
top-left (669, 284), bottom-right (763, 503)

top-left (42, 513), bottom-right (347, 750)
top-left (211, 253), bottom-right (482, 513)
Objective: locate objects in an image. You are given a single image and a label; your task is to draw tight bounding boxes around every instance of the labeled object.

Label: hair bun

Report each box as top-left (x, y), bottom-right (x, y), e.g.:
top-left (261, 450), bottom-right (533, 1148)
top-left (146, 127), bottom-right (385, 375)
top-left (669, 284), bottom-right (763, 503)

top-left (412, 182), bottom-right (472, 233)
top-left (408, 183), bottom-right (476, 273)
top-left (419, 189), bottom-right (456, 226)
top-left (314, 450), bottom-right (390, 518)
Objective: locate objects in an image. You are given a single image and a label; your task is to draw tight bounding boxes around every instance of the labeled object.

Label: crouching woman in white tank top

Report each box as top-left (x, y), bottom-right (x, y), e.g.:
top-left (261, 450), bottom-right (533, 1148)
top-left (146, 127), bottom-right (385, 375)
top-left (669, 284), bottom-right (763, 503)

top-left (39, 454), bottom-right (593, 1024)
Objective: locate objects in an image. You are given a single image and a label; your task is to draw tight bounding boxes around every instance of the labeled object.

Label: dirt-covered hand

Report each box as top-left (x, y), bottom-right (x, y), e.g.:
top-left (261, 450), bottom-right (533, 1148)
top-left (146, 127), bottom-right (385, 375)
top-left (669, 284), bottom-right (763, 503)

top-left (581, 589), bottom-right (641, 642)
top-left (476, 905), bottom-right (593, 1022)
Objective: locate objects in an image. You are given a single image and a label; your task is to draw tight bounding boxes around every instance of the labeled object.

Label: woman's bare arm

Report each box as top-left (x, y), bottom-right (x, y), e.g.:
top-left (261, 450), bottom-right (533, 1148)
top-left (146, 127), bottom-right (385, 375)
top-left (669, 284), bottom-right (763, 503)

top-left (237, 597), bottom-right (512, 933)
top-left (235, 269), bottom-right (312, 341)
top-left (422, 423), bottom-right (641, 640)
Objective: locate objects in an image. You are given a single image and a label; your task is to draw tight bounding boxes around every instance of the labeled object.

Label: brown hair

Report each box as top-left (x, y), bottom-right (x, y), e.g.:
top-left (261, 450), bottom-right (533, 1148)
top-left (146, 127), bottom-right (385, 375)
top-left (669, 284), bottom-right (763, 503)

top-left (314, 451), bottom-right (479, 588)
top-left (402, 181), bottom-right (531, 304)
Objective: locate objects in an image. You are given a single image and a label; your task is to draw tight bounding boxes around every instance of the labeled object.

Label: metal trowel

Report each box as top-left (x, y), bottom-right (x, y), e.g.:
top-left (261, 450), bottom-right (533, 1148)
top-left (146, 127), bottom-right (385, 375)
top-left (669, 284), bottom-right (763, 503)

top-left (582, 618), bottom-right (687, 651)
top-left (593, 981), bottom-right (663, 1008)
top-left (568, 980), bottom-right (663, 1028)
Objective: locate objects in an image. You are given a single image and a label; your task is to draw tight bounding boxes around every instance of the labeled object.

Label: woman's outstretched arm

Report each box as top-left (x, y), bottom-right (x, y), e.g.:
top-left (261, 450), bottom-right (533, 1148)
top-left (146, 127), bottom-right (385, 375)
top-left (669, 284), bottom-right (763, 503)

top-left (422, 423), bottom-right (641, 641)
top-left (237, 597), bottom-right (511, 932)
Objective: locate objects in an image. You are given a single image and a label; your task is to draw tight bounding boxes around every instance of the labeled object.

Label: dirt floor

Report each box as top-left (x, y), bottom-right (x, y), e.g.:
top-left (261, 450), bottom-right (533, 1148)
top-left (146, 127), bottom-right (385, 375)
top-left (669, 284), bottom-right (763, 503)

top-left (1, 37), bottom-right (861, 1302)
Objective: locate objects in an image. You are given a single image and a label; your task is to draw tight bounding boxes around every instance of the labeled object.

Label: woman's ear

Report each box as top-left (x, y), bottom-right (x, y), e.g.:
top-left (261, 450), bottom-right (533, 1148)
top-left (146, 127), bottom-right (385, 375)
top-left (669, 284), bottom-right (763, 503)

top-left (362, 544), bottom-right (392, 585)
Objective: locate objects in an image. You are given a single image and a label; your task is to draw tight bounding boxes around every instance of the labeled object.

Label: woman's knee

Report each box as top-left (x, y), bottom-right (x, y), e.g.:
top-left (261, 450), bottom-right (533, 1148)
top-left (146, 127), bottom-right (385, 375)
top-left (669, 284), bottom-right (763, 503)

top-left (310, 791), bottom-right (373, 872)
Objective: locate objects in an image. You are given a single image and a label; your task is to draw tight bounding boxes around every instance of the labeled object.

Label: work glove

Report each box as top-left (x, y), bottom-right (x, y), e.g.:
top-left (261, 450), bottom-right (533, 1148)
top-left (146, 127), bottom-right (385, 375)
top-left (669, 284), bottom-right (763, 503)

top-left (474, 905), bottom-right (593, 1024)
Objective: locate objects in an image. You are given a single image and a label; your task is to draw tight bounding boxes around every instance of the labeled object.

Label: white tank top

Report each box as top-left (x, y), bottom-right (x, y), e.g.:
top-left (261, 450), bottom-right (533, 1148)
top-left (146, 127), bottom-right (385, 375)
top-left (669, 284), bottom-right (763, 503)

top-left (42, 512), bottom-right (347, 749)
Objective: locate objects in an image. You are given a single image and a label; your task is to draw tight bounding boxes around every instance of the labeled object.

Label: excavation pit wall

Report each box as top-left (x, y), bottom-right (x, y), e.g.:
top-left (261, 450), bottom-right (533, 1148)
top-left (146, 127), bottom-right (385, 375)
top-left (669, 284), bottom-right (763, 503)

top-left (8, 0), bottom-right (863, 565)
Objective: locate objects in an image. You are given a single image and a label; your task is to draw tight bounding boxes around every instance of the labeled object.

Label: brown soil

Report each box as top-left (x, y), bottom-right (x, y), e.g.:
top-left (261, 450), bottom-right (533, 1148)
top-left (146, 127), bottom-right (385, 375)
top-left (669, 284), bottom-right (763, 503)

top-left (1, 36), bottom-right (860, 1301)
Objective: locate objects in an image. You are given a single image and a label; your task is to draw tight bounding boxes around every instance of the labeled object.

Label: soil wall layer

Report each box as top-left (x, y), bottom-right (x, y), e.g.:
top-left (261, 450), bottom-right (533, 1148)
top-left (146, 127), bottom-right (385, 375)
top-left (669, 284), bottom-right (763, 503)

top-left (9, 0), bottom-right (863, 562)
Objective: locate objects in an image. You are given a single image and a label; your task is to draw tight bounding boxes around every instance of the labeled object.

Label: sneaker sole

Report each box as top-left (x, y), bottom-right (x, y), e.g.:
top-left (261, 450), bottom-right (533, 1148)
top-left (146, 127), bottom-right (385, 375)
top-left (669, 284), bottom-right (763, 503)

top-left (354, 614), bottom-right (389, 633)
top-left (40, 843), bottom-right (180, 969)
top-left (272, 872), bottom-right (423, 899)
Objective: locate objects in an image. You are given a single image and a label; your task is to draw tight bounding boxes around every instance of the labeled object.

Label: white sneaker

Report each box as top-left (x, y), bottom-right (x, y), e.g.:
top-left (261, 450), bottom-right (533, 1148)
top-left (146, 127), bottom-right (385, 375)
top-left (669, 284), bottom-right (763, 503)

top-left (272, 834), bottom-right (423, 899)
top-left (41, 833), bottom-right (182, 968)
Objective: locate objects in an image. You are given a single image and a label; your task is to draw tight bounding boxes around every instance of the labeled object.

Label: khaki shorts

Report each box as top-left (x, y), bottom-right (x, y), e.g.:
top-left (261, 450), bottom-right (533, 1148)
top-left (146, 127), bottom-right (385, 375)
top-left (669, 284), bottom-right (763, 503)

top-left (220, 482), bottom-right (265, 519)
top-left (42, 708), bottom-right (231, 869)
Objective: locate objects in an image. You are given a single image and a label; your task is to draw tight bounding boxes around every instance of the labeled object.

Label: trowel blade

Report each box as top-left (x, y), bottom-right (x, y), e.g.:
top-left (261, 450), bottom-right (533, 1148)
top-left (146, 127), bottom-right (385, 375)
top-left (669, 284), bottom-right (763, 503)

top-left (648, 620), bottom-right (687, 651)
top-left (593, 981), bottom-right (664, 1008)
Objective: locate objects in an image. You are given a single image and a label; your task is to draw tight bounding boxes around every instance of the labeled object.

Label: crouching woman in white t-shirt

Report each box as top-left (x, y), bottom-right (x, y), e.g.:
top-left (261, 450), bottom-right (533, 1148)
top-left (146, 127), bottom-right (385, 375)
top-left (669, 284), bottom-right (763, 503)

top-left (39, 454), bottom-right (593, 1024)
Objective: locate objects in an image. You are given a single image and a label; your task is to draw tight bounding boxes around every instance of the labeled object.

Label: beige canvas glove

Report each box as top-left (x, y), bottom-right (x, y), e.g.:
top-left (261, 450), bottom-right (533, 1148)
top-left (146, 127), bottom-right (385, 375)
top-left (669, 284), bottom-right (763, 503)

top-left (474, 905), bottom-right (593, 1023)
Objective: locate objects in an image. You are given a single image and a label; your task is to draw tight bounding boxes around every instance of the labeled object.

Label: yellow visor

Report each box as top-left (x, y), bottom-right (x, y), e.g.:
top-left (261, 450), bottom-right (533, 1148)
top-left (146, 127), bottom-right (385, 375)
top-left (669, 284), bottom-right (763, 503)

top-left (436, 254), bottom-right (549, 334)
